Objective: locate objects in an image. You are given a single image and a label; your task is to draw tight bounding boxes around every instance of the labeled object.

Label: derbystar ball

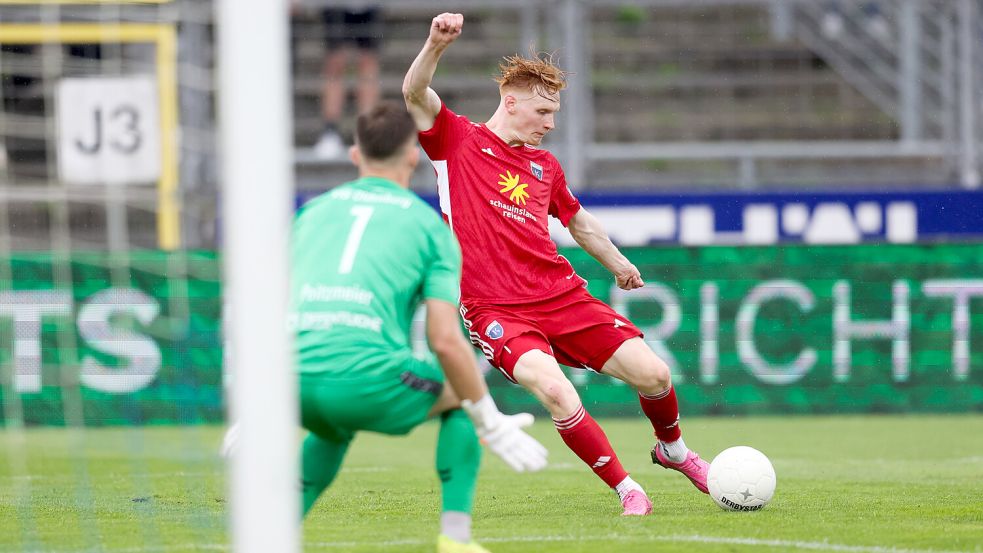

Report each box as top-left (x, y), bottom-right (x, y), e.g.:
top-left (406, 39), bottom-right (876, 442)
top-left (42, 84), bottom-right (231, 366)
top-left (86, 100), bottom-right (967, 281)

top-left (707, 446), bottom-right (777, 511)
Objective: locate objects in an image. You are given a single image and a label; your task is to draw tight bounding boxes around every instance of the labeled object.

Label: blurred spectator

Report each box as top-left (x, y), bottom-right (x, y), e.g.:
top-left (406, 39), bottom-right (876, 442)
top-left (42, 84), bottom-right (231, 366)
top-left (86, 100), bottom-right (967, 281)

top-left (822, 2), bottom-right (891, 41)
top-left (309, 3), bottom-right (383, 159)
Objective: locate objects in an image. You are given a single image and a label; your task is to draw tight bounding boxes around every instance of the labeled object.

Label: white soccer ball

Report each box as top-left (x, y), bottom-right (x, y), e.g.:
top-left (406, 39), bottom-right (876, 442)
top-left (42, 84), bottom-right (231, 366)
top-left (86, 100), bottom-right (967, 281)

top-left (707, 446), bottom-right (776, 511)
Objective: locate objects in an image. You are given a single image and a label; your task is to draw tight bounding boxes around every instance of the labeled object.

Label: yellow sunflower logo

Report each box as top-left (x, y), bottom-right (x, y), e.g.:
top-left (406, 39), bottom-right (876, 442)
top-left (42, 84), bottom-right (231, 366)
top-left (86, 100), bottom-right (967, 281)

top-left (498, 170), bottom-right (530, 205)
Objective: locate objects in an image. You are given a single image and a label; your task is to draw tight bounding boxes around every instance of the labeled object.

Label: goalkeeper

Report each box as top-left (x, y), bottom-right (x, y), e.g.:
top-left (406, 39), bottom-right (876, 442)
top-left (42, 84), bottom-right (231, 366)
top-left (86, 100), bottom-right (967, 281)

top-left (293, 101), bottom-right (547, 553)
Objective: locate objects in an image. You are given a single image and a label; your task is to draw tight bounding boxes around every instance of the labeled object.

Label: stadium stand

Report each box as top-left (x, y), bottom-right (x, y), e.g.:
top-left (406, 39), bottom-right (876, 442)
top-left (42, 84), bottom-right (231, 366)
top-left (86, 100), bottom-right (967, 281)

top-left (1, 1), bottom-right (980, 248)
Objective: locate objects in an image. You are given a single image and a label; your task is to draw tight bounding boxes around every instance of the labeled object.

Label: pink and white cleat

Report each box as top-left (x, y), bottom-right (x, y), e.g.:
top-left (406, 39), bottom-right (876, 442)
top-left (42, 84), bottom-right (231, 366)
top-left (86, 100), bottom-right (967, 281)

top-left (620, 489), bottom-right (653, 516)
top-left (651, 444), bottom-right (710, 494)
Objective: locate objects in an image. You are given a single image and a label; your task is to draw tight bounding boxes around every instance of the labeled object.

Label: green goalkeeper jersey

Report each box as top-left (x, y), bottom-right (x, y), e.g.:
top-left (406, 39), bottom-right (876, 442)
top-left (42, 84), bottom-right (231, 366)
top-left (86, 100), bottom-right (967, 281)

top-left (290, 176), bottom-right (462, 377)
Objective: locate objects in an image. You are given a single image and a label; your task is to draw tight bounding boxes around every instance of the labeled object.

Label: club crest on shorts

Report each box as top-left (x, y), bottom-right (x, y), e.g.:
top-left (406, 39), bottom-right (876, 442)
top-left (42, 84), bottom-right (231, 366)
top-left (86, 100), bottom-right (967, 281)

top-left (485, 321), bottom-right (504, 340)
top-left (530, 161), bottom-right (543, 180)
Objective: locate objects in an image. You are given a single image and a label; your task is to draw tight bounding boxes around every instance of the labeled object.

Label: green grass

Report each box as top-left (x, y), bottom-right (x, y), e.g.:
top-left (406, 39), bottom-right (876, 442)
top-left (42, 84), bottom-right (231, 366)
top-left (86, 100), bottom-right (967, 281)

top-left (2, 416), bottom-right (982, 552)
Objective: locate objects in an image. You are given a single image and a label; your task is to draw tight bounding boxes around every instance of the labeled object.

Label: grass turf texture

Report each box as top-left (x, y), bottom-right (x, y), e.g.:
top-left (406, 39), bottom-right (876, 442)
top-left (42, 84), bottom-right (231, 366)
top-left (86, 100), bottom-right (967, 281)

top-left (1, 415), bottom-right (981, 552)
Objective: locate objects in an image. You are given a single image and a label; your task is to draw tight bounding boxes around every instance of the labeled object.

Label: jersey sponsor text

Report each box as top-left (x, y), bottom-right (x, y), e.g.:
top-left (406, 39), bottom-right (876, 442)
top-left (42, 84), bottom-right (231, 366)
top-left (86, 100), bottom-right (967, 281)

top-left (298, 283), bottom-right (374, 305)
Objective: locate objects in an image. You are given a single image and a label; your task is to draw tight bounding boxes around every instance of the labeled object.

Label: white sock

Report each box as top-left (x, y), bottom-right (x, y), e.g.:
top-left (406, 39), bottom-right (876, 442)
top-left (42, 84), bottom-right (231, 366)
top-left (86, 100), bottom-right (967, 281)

top-left (661, 438), bottom-right (689, 464)
top-left (614, 475), bottom-right (645, 501)
top-left (441, 511), bottom-right (472, 544)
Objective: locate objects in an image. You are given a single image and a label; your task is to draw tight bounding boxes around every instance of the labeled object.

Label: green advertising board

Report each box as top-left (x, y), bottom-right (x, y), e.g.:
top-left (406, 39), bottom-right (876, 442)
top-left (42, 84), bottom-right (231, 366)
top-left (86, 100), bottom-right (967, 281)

top-left (1, 245), bottom-right (981, 426)
top-left (488, 243), bottom-right (983, 417)
top-left (0, 251), bottom-right (222, 426)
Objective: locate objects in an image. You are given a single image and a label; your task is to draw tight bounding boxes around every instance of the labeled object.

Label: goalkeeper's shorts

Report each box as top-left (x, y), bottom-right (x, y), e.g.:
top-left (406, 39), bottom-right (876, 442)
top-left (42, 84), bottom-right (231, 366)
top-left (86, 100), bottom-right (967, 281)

top-left (299, 354), bottom-right (444, 443)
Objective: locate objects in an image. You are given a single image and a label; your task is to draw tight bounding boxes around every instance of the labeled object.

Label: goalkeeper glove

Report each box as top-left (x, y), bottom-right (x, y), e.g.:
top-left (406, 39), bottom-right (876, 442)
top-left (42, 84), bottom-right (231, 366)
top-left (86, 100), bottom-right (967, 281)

top-left (461, 394), bottom-right (548, 472)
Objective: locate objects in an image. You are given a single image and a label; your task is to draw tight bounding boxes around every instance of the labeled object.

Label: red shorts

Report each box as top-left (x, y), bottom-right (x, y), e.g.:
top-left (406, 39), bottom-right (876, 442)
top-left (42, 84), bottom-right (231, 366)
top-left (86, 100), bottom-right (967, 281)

top-left (460, 286), bottom-right (643, 383)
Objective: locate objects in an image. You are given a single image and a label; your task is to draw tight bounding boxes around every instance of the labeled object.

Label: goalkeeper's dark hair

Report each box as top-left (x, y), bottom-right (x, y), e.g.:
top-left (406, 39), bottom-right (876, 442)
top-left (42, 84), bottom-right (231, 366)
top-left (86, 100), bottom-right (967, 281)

top-left (355, 101), bottom-right (417, 162)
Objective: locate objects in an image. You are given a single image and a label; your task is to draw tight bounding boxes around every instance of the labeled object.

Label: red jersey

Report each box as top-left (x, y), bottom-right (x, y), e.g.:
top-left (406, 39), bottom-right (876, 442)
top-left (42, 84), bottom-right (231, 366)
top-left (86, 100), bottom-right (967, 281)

top-left (419, 103), bottom-right (585, 304)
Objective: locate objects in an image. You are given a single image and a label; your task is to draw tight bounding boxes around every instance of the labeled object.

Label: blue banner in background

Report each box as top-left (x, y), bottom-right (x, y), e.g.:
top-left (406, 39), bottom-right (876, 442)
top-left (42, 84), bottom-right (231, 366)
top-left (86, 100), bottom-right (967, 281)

top-left (550, 189), bottom-right (983, 246)
top-left (299, 188), bottom-right (983, 246)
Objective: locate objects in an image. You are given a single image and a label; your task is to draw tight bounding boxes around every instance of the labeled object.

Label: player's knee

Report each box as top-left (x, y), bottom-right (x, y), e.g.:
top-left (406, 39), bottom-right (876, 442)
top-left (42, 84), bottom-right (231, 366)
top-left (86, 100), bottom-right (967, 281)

top-left (633, 357), bottom-right (672, 394)
top-left (536, 376), bottom-right (580, 413)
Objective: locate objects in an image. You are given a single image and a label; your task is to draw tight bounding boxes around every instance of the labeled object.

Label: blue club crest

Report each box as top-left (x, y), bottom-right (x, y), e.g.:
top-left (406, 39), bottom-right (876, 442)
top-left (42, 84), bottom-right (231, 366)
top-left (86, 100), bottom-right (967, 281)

top-left (486, 321), bottom-right (504, 340)
top-left (530, 161), bottom-right (544, 181)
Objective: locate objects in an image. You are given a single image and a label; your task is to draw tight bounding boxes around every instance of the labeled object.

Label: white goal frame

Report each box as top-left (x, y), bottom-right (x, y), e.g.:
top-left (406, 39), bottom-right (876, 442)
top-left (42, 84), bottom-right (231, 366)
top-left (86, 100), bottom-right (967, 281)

top-left (217, 1), bottom-right (299, 551)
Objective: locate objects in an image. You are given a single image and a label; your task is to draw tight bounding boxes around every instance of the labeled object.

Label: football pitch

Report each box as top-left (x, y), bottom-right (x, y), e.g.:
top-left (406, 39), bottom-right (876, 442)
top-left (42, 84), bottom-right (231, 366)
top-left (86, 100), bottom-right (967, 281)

top-left (1, 415), bottom-right (981, 553)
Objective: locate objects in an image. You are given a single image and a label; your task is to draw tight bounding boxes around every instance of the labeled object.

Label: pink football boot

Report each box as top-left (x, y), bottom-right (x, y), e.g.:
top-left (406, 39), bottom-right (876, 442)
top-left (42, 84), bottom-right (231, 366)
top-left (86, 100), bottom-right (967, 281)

top-left (620, 489), bottom-right (653, 516)
top-left (651, 444), bottom-right (710, 494)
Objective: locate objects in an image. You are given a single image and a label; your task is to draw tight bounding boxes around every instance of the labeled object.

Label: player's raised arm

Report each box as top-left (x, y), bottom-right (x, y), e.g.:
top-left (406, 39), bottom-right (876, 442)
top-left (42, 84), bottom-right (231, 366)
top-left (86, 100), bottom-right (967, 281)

top-left (425, 298), bottom-right (548, 473)
top-left (402, 12), bottom-right (463, 131)
top-left (567, 207), bottom-right (645, 290)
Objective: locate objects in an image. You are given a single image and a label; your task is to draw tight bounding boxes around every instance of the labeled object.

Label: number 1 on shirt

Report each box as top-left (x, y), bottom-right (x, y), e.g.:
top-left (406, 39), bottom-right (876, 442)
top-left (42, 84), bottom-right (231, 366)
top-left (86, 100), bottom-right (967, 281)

top-left (338, 205), bottom-right (374, 274)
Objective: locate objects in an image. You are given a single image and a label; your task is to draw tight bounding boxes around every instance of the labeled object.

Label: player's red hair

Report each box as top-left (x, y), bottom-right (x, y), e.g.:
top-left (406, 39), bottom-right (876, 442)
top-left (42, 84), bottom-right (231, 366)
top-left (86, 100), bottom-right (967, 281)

top-left (494, 53), bottom-right (568, 96)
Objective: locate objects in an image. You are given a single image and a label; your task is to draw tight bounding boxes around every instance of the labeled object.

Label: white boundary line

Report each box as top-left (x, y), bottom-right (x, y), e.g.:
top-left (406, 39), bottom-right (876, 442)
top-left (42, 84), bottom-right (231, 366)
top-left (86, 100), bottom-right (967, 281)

top-left (305, 533), bottom-right (979, 553)
top-left (4, 472), bottom-right (215, 482)
top-left (18, 534), bottom-right (980, 553)
top-left (21, 547), bottom-right (228, 553)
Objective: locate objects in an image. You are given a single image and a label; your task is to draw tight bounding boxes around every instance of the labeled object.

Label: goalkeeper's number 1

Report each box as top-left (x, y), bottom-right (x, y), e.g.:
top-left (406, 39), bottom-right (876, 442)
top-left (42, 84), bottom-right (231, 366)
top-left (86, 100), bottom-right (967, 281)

top-left (338, 205), bottom-right (374, 274)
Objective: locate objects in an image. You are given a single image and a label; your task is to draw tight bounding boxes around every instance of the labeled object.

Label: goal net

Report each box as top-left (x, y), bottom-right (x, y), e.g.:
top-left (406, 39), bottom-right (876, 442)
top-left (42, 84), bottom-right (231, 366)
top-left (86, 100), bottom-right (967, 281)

top-left (0, 1), bottom-right (296, 551)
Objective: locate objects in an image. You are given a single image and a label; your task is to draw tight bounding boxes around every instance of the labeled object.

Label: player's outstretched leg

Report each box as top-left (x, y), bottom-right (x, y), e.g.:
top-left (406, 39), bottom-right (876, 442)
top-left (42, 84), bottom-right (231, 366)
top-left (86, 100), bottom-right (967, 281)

top-left (435, 408), bottom-right (490, 551)
top-left (301, 432), bottom-right (351, 516)
top-left (604, 338), bottom-right (709, 494)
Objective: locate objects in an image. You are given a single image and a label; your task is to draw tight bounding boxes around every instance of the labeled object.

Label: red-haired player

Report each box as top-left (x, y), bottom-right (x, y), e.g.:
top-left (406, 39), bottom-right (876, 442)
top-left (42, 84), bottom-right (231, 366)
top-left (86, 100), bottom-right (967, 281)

top-left (403, 13), bottom-right (710, 517)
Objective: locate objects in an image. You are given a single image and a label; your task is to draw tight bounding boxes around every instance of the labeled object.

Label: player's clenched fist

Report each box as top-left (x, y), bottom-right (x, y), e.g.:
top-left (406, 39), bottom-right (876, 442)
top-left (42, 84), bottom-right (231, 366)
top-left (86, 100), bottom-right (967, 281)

top-left (429, 13), bottom-right (463, 46)
top-left (616, 264), bottom-right (645, 290)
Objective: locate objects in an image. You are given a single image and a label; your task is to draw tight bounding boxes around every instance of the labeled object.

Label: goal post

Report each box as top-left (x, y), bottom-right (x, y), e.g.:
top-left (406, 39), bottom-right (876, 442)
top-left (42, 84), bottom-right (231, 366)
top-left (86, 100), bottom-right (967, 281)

top-left (216, 0), bottom-right (299, 551)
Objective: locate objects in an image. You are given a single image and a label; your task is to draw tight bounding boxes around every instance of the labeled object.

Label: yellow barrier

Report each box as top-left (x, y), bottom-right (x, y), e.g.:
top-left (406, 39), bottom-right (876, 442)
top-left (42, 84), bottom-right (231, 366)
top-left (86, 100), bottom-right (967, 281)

top-left (0, 23), bottom-right (180, 249)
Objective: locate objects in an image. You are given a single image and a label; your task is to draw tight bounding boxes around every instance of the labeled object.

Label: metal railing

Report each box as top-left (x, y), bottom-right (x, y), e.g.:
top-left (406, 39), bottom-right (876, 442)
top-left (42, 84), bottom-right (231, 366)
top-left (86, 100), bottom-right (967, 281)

top-left (791, 0), bottom-right (980, 187)
top-left (294, 0), bottom-right (981, 190)
top-left (550, 0), bottom-right (979, 188)
top-left (1, 0), bottom-right (980, 250)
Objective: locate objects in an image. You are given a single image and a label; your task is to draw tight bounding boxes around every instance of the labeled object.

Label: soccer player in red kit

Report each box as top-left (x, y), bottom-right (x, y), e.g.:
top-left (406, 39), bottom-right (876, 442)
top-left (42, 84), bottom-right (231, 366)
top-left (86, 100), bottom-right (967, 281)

top-left (403, 12), bottom-right (709, 516)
